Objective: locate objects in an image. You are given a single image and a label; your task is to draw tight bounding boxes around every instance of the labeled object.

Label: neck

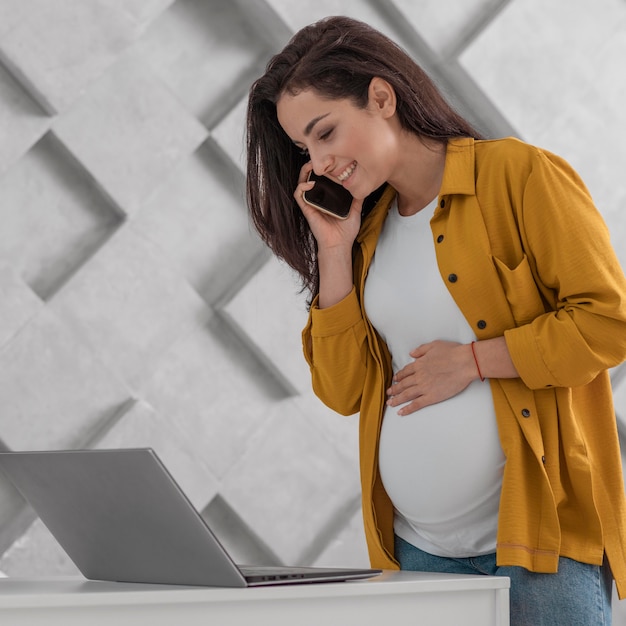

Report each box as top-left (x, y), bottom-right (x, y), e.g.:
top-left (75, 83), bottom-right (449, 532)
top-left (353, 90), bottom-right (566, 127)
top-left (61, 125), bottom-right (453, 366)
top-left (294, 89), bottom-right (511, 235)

top-left (391, 136), bottom-right (446, 216)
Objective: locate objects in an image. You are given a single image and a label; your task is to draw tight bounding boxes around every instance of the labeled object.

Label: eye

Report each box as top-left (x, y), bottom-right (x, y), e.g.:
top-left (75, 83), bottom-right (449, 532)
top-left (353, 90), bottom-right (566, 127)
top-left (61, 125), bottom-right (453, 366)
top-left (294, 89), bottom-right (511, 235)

top-left (319, 128), bottom-right (334, 141)
top-left (293, 142), bottom-right (309, 156)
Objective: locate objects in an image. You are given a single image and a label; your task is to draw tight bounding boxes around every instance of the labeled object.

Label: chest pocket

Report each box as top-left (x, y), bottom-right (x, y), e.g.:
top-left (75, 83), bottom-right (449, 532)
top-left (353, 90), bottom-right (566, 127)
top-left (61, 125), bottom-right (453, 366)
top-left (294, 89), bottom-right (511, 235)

top-left (492, 254), bottom-right (548, 326)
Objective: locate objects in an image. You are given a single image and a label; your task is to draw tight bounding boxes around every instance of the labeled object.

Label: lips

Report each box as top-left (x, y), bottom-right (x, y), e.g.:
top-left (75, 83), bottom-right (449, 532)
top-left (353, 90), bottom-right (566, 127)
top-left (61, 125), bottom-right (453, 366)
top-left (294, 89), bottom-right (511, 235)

top-left (337, 161), bottom-right (356, 182)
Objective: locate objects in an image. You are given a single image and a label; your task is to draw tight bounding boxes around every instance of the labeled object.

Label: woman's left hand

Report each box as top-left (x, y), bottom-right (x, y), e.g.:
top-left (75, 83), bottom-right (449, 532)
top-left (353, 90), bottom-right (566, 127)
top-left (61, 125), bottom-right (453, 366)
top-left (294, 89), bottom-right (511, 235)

top-left (387, 340), bottom-right (477, 416)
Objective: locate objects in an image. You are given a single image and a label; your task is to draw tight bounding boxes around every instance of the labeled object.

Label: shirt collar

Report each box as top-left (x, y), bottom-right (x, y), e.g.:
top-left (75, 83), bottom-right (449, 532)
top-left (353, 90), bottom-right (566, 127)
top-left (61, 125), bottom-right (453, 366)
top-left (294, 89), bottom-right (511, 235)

top-left (440, 136), bottom-right (476, 197)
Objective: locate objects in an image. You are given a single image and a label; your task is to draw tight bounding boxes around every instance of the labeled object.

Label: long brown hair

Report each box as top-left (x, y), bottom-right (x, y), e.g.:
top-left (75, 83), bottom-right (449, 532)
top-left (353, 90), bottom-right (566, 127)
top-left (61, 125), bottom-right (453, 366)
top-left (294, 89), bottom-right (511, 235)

top-left (246, 16), bottom-right (480, 296)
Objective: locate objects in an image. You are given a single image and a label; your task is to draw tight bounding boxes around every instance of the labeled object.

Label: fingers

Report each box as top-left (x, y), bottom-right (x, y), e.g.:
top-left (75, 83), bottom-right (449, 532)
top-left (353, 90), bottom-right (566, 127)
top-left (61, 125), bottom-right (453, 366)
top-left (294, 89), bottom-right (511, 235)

top-left (387, 377), bottom-right (429, 416)
top-left (297, 160), bottom-right (314, 183)
top-left (386, 379), bottom-right (419, 408)
top-left (395, 398), bottom-right (428, 417)
top-left (409, 345), bottom-right (426, 359)
top-left (388, 371), bottom-right (452, 416)
top-left (386, 341), bottom-right (473, 416)
top-left (294, 162), bottom-right (315, 208)
top-left (397, 345), bottom-right (431, 379)
top-left (392, 363), bottom-right (411, 384)
top-left (295, 180), bottom-right (315, 209)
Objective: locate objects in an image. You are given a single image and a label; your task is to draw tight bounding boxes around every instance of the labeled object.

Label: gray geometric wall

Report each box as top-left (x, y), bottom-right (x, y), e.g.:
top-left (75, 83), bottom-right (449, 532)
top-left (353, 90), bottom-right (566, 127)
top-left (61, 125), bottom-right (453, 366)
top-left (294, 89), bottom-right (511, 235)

top-left (1, 0), bottom-right (625, 619)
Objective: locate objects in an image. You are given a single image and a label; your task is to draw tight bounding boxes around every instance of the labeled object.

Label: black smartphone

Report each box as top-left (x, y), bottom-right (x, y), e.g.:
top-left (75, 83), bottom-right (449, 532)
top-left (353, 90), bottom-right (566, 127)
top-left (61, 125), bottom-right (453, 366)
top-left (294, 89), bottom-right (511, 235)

top-left (303, 171), bottom-right (353, 219)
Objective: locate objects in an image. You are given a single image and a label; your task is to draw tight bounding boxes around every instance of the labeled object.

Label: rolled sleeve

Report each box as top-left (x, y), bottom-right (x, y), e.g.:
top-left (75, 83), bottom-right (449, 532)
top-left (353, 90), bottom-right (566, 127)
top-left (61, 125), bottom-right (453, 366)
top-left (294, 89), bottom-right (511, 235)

top-left (301, 287), bottom-right (369, 415)
top-left (504, 149), bottom-right (626, 388)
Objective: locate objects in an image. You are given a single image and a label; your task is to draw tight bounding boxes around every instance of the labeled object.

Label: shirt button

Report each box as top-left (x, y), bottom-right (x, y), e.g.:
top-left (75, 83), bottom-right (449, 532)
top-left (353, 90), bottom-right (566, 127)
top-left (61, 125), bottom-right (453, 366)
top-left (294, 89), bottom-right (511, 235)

top-left (521, 408), bottom-right (531, 418)
top-left (477, 320), bottom-right (487, 329)
top-left (542, 456), bottom-right (546, 464)
top-left (440, 199), bottom-right (445, 208)
top-left (448, 273), bottom-right (458, 283)
top-left (437, 234), bottom-right (444, 243)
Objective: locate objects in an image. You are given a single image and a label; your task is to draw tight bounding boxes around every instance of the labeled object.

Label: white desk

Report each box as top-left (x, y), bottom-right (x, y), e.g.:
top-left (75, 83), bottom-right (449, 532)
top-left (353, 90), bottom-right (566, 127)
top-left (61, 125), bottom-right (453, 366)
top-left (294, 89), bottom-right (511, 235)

top-left (0, 570), bottom-right (509, 625)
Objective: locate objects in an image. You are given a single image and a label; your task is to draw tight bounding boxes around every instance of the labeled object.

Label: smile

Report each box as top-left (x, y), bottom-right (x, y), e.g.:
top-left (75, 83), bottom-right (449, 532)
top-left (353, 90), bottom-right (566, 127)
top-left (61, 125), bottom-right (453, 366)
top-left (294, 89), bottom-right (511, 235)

top-left (337, 161), bottom-right (357, 182)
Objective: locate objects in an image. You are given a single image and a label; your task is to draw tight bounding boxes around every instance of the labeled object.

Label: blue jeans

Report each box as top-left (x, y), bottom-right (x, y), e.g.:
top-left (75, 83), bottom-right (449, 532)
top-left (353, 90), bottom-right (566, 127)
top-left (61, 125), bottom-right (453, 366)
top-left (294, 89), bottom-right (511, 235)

top-left (395, 535), bottom-right (613, 625)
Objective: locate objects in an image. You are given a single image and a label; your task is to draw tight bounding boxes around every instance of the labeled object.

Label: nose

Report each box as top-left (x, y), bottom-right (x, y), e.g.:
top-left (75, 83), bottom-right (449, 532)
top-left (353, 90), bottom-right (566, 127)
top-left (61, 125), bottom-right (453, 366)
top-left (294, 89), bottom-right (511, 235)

top-left (309, 148), bottom-right (333, 177)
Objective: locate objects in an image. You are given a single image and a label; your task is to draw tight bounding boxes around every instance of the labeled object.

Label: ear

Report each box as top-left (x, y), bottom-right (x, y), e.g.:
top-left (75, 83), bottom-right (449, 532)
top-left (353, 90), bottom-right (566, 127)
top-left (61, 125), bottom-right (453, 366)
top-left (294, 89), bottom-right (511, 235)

top-left (368, 77), bottom-right (396, 119)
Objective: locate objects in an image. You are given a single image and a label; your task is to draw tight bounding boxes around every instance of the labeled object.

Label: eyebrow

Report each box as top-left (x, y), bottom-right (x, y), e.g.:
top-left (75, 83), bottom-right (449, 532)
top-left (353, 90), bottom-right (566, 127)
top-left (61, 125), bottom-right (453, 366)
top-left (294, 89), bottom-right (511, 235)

top-left (304, 113), bottom-right (330, 136)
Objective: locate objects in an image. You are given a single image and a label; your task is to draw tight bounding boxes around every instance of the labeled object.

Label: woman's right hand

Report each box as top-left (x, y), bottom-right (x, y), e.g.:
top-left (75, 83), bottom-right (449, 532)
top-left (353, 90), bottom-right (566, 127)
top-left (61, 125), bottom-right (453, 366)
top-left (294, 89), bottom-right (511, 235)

top-left (294, 162), bottom-right (361, 308)
top-left (294, 162), bottom-right (363, 254)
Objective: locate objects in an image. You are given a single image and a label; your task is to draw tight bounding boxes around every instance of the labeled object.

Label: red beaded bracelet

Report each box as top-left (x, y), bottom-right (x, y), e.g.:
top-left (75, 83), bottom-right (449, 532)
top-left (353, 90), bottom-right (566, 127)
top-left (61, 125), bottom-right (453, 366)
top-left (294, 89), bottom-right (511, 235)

top-left (471, 341), bottom-right (485, 382)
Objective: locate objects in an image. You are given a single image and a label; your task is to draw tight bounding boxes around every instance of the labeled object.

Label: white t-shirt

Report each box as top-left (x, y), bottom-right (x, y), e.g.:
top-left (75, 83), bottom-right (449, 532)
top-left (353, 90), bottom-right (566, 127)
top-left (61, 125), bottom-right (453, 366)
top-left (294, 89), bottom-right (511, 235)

top-left (363, 198), bottom-right (504, 557)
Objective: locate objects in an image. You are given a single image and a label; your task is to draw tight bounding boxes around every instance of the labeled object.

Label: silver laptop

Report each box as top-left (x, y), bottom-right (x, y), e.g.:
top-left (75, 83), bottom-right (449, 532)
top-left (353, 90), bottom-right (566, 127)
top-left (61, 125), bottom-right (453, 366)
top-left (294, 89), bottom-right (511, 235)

top-left (0, 448), bottom-right (381, 587)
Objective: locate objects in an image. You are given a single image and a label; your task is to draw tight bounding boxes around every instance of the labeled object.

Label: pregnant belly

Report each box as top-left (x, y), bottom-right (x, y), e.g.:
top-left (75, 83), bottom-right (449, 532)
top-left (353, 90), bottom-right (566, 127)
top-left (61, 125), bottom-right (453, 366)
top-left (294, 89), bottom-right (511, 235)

top-left (378, 380), bottom-right (504, 525)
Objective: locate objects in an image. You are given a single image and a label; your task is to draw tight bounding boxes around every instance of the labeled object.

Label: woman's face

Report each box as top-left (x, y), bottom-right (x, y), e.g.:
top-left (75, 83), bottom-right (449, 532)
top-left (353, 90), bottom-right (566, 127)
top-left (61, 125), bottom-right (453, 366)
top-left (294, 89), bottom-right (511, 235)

top-left (276, 79), bottom-right (400, 200)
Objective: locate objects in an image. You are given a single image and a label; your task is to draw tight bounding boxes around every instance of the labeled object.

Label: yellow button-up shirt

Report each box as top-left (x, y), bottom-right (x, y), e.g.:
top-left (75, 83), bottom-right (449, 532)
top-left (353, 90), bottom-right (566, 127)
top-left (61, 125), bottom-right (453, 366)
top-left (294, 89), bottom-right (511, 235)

top-left (302, 137), bottom-right (626, 597)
